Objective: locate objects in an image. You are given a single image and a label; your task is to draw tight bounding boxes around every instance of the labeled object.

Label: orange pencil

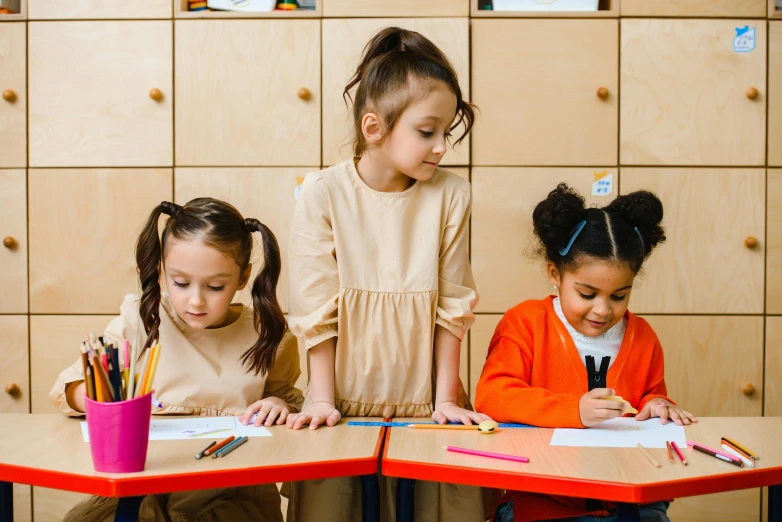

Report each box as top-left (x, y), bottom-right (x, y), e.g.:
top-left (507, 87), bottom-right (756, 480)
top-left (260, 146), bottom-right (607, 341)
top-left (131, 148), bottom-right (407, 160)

top-left (139, 344), bottom-right (159, 397)
top-left (140, 344), bottom-right (161, 396)
top-left (665, 441), bottom-right (674, 464)
top-left (203, 436), bottom-right (235, 457)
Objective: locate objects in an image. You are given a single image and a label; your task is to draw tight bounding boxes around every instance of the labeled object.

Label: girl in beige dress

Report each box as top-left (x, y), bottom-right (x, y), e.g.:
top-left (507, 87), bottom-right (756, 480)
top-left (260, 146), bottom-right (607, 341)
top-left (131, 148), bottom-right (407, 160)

top-left (50, 198), bottom-right (304, 522)
top-left (278, 26), bottom-right (493, 522)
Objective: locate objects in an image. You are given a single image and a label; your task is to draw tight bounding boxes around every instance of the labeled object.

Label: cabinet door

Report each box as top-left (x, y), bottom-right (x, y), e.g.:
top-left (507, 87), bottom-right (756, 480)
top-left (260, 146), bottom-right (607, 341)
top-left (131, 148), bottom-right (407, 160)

top-left (0, 170), bottom-right (27, 313)
top-left (768, 169), bottom-right (782, 312)
top-left (472, 19), bottom-right (618, 166)
top-left (175, 167), bottom-right (317, 312)
top-left (472, 167), bottom-right (616, 313)
top-left (468, 314), bottom-right (502, 401)
top-left (29, 0), bottom-right (172, 19)
top-left (28, 169), bottom-right (173, 313)
top-left (322, 18), bottom-right (469, 167)
top-left (33, 488), bottom-right (90, 522)
top-left (28, 22), bottom-right (172, 167)
top-left (621, 168), bottom-right (765, 314)
top-left (0, 316), bottom-right (29, 414)
top-left (0, 23), bottom-right (26, 168)
top-left (621, 0), bottom-right (766, 17)
top-left (766, 317), bottom-right (782, 417)
top-left (175, 20), bottom-right (320, 166)
top-left (621, 20), bottom-right (766, 166)
top-left (323, 0), bottom-right (468, 17)
top-left (770, 23), bottom-right (782, 166)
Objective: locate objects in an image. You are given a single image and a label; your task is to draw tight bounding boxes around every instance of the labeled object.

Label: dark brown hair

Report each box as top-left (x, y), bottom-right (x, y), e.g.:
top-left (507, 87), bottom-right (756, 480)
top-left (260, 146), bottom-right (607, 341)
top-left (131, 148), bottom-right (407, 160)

top-left (135, 198), bottom-right (286, 375)
top-left (344, 26), bottom-right (476, 156)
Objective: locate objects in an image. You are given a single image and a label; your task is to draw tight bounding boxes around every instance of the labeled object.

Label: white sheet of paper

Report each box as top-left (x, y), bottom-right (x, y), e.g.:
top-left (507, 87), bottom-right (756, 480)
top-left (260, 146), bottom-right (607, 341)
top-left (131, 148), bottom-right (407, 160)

top-left (81, 416), bottom-right (271, 442)
top-left (549, 418), bottom-right (686, 448)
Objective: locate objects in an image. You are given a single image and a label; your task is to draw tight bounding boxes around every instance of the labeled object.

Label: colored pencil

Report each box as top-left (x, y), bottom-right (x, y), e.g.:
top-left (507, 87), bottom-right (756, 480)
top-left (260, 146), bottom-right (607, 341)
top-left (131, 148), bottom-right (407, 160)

top-left (79, 345), bottom-right (90, 398)
top-left (91, 351), bottom-right (114, 401)
top-left (408, 424), bottom-right (480, 431)
top-left (122, 340), bottom-right (131, 396)
top-left (134, 346), bottom-right (152, 398)
top-left (111, 345), bottom-right (122, 401)
top-left (686, 441), bottom-right (741, 463)
top-left (203, 436), bottom-right (235, 457)
top-left (721, 444), bottom-right (755, 468)
top-left (670, 441), bottom-right (687, 465)
top-left (721, 437), bottom-right (759, 461)
top-left (637, 443), bottom-right (661, 468)
top-left (444, 446), bottom-right (529, 463)
top-left (127, 341), bottom-right (137, 399)
top-left (195, 441), bottom-right (216, 460)
top-left (214, 436), bottom-right (248, 458)
top-left (665, 441), bottom-right (674, 464)
top-left (141, 344), bottom-right (161, 396)
top-left (691, 444), bottom-right (744, 468)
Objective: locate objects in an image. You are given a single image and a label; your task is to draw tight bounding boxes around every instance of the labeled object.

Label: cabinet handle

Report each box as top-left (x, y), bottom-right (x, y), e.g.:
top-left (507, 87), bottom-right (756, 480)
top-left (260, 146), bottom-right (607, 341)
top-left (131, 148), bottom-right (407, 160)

top-left (596, 87), bottom-right (609, 100)
top-left (744, 236), bottom-right (758, 249)
top-left (741, 383), bottom-right (755, 396)
top-left (4, 383), bottom-right (19, 396)
top-left (2, 89), bottom-right (16, 103)
top-left (149, 88), bottom-right (163, 102)
top-left (746, 87), bottom-right (759, 100)
top-left (297, 87), bottom-right (312, 101)
top-left (2, 236), bottom-right (16, 249)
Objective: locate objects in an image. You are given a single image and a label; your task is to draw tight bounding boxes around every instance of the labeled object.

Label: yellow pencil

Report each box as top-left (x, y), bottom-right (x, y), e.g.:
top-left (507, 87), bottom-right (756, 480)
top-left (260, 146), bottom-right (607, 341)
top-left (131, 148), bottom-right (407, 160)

top-left (141, 344), bottom-right (161, 396)
top-left (406, 424), bottom-right (479, 431)
top-left (637, 443), bottom-right (661, 468)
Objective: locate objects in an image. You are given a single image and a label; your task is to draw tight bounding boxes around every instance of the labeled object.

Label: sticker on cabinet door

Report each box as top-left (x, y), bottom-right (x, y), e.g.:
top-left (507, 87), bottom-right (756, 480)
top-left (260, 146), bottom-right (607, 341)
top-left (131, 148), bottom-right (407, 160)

top-left (734, 26), bottom-right (756, 53)
top-left (592, 171), bottom-right (613, 197)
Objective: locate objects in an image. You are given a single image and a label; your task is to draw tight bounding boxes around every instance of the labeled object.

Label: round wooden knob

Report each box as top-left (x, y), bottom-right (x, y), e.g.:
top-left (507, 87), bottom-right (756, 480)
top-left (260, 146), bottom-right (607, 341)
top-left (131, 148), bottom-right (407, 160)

top-left (744, 236), bottom-right (758, 249)
top-left (297, 87), bottom-right (311, 101)
top-left (596, 87), bottom-right (609, 100)
top-left (746, 87), bottom-right (759, 100)
top-left (149, 88), bottom-right (163, 102)
top-left (2, 89), bottom-right (16, 102)
top-left (5, 383), bottom-right (19, 396)
top-left (2, 236), bottom-right (16, 249)
top-left (741, 382), bottom-right (755, 396)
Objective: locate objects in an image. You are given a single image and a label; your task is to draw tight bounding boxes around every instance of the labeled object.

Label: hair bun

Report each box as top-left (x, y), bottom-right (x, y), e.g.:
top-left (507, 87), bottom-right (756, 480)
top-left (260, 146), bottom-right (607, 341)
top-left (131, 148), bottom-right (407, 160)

top-left (606, 191), bottom-right (666, 252)
top-left (160, 201), bottom-right (181, 218)
top-left (532, 183), bottom-right (587, 258)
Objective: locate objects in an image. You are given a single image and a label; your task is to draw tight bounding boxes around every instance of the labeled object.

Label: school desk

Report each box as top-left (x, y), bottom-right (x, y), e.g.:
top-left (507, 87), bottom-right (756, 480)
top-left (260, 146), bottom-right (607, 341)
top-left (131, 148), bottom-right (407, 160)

top-left (382, 417), bottom-right (782, 522)
top-left (0, 414), bottom-right (385, 522)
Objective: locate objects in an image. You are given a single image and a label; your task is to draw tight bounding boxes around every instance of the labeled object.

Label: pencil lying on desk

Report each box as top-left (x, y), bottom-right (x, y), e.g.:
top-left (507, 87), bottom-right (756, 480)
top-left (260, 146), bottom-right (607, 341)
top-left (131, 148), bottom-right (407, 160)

top-left (637, 444), bottom-right (661, 468)
top-left (670, 441), bottom-right (687, 465)
top-left (444, 446), bottom-right (529, 463)
top-left (408, 424), bottom-right (479, 431)
top-left (721, 437), bottom-right (759, 461)
top-left (665, 441), bottom-right (674, 464)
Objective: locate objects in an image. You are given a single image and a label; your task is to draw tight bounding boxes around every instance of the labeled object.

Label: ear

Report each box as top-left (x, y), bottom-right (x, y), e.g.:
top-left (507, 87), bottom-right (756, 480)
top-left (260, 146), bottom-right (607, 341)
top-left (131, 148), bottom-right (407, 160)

top-left (238, 263), bottom-right (252, 291)
top-left (361, 112), bottom-right (384, 145)
top-left (546, 262), bottom-right (562, 289)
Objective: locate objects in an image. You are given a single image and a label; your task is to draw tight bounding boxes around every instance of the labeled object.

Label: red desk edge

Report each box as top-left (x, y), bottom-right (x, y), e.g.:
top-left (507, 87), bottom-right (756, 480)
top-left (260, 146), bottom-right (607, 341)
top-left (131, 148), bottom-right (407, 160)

top-left (0, 426), bottom-right (386, 498)
top-left (380, 428), bottom-right (782, 504)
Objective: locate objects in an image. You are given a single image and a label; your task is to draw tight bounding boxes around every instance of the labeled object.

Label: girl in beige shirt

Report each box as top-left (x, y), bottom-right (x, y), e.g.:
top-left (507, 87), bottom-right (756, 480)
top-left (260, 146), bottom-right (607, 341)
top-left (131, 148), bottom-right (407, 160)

top-left (50, 198), bottom-right (304, 522)
top-left (269, 27), bottom-right (493, 522)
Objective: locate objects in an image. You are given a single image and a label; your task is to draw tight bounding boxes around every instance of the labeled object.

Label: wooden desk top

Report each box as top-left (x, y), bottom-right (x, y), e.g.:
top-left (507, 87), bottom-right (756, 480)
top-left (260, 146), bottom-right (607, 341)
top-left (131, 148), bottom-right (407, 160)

top-left (0, 414), bottom-right (384, 497)
top-left (382, 418), bottom-right (782, 503)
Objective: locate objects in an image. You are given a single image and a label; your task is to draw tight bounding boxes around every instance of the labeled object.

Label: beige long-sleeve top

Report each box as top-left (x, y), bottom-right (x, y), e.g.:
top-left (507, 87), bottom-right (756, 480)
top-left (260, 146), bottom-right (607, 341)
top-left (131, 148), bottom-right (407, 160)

top-left (50, 293), bottom-right (304, 417)
top-left (288, 159), bottom-right (478, 418)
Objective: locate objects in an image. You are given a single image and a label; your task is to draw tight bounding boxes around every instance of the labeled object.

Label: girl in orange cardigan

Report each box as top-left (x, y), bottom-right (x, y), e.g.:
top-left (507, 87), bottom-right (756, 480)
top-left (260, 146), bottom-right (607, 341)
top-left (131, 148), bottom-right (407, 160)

top-left (475, 183), bottom-right (697, 522)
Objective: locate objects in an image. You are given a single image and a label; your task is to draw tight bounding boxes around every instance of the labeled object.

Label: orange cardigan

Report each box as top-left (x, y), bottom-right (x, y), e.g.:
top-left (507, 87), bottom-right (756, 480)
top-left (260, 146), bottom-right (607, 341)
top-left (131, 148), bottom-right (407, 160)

top-left (475, 296), bottom-right (674, 521)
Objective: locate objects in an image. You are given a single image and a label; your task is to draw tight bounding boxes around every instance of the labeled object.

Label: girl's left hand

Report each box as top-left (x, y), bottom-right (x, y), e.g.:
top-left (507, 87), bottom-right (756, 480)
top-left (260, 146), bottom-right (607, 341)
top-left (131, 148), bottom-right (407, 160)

top-left (432, 401), bottom-right (493, 425)
top-left (239, 397), bottom-right (292, 427)
top-left (635, 399), bottom-right (698, 426)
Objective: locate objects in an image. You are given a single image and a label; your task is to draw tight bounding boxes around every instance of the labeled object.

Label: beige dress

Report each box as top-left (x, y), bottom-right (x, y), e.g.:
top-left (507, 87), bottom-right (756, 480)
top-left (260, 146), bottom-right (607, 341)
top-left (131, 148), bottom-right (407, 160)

top-left (50, 293), bottom-right (304, 522)
top-left (286, 159), bottom-right (487, 522)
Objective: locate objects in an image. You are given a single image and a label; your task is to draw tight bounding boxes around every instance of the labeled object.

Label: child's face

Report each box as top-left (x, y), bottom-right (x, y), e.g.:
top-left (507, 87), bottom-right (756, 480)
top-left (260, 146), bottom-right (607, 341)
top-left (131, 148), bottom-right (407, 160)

top-left (163, 239), bottom-right (250, 330)
top-left (548, 259), bottom-right (635, 338)
top-left (381, 83), bottom-right (457, 181)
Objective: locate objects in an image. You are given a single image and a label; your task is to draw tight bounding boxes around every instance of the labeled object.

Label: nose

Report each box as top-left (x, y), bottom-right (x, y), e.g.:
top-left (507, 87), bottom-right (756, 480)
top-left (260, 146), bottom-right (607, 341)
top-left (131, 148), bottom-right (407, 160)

top-left (432, 135), bottom-right (446, 155)
top-left (592, 299), bottom-right (611, 318)
top-left (189, 290), bottom-right (205, 308)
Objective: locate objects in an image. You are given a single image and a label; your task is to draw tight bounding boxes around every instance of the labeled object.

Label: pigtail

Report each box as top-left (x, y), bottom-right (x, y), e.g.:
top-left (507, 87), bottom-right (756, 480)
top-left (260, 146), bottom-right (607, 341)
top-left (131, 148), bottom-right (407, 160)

top-left (241, 218), bottom-right (287, 375)
top-left (606, 191), bottom-right (666, 258)
top-left (532, 183), bottom-right (587, 262)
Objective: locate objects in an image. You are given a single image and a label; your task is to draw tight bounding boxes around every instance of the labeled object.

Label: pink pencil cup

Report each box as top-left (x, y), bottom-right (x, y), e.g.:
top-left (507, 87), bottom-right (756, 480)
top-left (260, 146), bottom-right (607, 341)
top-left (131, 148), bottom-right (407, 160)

top-left (85, 392), bottom-right (152, 473)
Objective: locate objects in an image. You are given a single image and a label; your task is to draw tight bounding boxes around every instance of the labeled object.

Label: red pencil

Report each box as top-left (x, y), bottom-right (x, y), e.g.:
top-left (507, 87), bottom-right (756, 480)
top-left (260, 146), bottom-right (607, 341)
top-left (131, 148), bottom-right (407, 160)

top-left (203, 436), bottom-right (235, 457)
top-left (670, 441), bottom-right (687, 465)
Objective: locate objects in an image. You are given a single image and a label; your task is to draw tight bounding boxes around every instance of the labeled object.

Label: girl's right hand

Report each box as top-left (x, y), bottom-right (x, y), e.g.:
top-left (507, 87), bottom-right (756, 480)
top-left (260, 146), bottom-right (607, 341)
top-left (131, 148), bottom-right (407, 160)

top-left (578, 388), bottom-right (625, 427)
top-left (286, 401), bottom-right (341, 430)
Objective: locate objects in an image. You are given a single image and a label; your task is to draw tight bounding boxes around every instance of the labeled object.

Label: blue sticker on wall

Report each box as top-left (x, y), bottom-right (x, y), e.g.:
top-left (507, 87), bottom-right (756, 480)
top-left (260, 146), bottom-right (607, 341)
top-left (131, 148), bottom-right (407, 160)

top-left (734, 26), bottom-right (756, 53)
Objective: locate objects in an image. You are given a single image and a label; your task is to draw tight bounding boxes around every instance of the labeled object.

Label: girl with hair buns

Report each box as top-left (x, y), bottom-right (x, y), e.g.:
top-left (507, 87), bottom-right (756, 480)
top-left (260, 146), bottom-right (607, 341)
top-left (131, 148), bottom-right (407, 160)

top-left (50, 197), bottom-right (303, 522)
top-left (476, 183), bottom-right (697, 522)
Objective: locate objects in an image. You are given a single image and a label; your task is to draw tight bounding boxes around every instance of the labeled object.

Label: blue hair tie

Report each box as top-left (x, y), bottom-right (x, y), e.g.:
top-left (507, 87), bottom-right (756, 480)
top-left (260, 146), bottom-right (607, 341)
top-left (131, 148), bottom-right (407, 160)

top-left (559, 220), bottom-right (587, 256)
top-left (635, 226), bottom-right (644, 251)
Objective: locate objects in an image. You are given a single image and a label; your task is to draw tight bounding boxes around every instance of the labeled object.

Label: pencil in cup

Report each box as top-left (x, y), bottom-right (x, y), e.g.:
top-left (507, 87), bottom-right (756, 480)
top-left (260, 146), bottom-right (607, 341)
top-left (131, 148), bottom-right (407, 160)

top-left (444, 446), bottom-right (529, 463)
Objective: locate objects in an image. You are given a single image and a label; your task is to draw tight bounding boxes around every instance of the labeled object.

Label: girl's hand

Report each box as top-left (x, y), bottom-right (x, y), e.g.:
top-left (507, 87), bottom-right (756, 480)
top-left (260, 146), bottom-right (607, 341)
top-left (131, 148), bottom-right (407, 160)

top-left (286, 401), bottom-right (341, 430)
top-left (579, 388), bottom-right (625, 427)
top-left (635, 399), bottom-right (698, 426)
top-left (239, 397), bottom-right (292, 427)
top-left (432, 401), bottom-right (493, 425)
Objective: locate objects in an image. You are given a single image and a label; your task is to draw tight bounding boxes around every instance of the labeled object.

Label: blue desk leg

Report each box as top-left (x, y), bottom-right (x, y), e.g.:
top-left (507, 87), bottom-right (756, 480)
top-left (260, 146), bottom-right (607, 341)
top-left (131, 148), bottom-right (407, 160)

top-left (616, 502), bottom-right (641, 522)
top-left (770, 484), bottom-right (782, 522)
top-left (396, 478), bottom-right (415, 522)
top-left (0, 481), bottom-right (12, 522)
top-left (360, 474), bottom-right (380, 522)
top-left (114, 496), bottom-right (143, 522)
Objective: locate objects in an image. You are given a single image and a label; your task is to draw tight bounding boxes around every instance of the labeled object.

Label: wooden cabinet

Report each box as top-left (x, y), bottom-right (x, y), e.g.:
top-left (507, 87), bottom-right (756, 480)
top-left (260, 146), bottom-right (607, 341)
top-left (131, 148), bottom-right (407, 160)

top-left (668, 490), bottom-right (761, 522)
top-left (175, 20), bottom-right (320, 167)
top-left (770, 23), bottom-right (782, 166)
top-left (768, 169), bottom-right (782, 312)
top-left (621, 20), bottom-right (767, 166)
top-left (472, 167), bottom-right (616, 313)
top-left (472, 19), bottom-right (618, 166)
top-left (323, 0), bottom-right (469, 17)
top-left (28, 22), bottom-right (172, 167)
top-left (28, 169), bottom-right (173, 313)
top-left (0, 316), bottom-right (29, 414)
top-left (765, 317), bottom-right (782, 417)
top-left (621, 168), bottom-right (765, 314)
top-left (322, 18), bottom-right (469, 167)
top-left (28, 0), bottom-right (172, 19)
top-left (175, 167), bottom-right (317, 312)
top-left (0, 170), bottom-right (27, 313)
top-left (33, 488), bottom-right (90, 522)
top-left (468, 314), bottom-right (502, 401)
top-left (0, 23), bottom-right (26, 168)
top-left (621, 0), bottom-right (766, 17)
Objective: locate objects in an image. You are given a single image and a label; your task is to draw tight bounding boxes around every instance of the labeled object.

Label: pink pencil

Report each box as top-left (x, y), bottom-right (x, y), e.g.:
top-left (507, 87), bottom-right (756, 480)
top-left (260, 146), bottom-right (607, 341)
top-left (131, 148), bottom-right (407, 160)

top-left (686, 441), bottom-right (742, 463)
top-left (445, 446), bottom-right (529, 463)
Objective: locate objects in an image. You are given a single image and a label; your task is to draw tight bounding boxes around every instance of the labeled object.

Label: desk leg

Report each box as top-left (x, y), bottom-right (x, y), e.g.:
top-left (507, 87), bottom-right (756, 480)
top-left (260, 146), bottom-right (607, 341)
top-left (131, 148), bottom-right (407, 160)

top-left (114, 496), bottom-right (143, 522)
top-left (360, 474), bottom-right (380, 522)
top-left (769, 484), bottom-right (782, 522)
top-left (396, 478), bottom-right (415, 522)
top-left (616, 502), bottom-right (641, 522)
top-left (0, 481), bottom-right (12, 522)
